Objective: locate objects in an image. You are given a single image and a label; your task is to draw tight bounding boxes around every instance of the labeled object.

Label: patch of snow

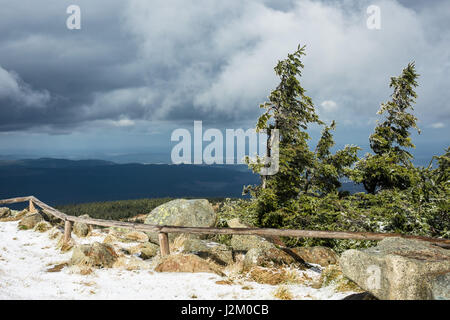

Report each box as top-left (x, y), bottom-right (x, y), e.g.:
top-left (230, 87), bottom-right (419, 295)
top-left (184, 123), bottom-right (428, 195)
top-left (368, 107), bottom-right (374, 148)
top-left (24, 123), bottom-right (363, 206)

top-left (0, 221), bottom-right (351, 300)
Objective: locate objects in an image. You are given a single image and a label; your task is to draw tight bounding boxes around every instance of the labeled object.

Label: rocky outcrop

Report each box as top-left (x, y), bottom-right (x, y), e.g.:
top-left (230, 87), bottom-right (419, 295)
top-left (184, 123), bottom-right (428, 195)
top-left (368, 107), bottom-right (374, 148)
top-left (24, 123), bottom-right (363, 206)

top-left (124, 231), bottom-right (149, 243)
top-left (144, 199), bottom-right (216, 242)
top-left (128, 242), bottom-right (160, 260)
top-left (243, 247), bottom-right (306, 271)
top-left (1, 209), bottom-right (29, 222)
top-left (73, 215), bottom-right (92, 237)
top-left (339, 237), bottom-right (450, 300)
top-left (228, 218), bottom-right (275, 252)
top-left (180, 238), bottom-right (234, 266)
top-left (33, 221), bottom-right (52, 232)
top-left (154, 254), bottom-right (224, 276)
top-left (113, 256), bottom-right (151, 270)
top-left (18, 213), bottom-right (43, 230)
top-left (69, 242), bottom-right (118, 268)
top-left (291, 246), bottom-right (339, 267)
top-left (431, 273), bottom-right (450, 300)
top-left (0, 207), bottom-right (11, 218)
top-left (314, 264), bottom-right (363, 292)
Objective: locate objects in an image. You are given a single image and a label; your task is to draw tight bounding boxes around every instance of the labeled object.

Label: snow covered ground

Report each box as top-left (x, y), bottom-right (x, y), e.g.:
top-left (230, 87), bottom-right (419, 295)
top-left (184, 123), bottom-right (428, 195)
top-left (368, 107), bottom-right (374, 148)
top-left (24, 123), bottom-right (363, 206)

top-left (0, 221), bottom-right (350, 300)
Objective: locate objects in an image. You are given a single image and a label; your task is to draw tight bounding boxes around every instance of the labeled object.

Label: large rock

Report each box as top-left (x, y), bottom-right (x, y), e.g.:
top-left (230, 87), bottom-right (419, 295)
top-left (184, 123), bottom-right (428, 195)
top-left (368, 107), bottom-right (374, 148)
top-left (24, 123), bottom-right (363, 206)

top-left (73, 215), bottom-right (92, 237)
top-left (431, 273), bottom-right (450, 300)
top-left (181, 238), bottom-right (234, 266)
top-left (18, 213), bottom-right (43, 230)
top-left (69, 242), bottom-right (118, 268)
top-left (113, 256), bottom-right (151, 271)
top-left (128, 242), bottom-right (160, 260)
top-left (228, 218), bottom-right (275, 252)
top-left (154, 253), bottom-right (224, 276)
top-left (33, 221), bottom-right (52, 233)
top-left (0, 207), bottom-right (11, 218)
top-left (339, 237), bottom-right (450, 300)
top-left (314, 264), bottom-right (363, 293)
top-left (243, 247), bottom-right (306, 271)
top-left (144, 199), bottom-right (216, 242)
top-left (1, 209), bottom-right (28, 222)
top-left (291, 246), bottom-right (339, 267)
top-left (124, 231), bottom-right (149, 243)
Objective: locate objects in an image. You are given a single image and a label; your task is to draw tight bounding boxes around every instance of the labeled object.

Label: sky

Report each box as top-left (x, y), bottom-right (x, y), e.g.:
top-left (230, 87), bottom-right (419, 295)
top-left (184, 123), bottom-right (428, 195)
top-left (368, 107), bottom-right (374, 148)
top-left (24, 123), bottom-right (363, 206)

top-left (0, 0), bottom-right (448, 165)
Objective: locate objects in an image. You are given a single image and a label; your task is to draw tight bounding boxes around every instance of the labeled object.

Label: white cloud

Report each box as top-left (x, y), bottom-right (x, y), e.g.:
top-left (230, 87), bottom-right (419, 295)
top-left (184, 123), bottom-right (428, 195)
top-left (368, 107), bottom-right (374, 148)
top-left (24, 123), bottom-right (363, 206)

top-left (0, 66), bottom-right (50, 107)
top-left (430, 122), bottom-right (445, 129)
top-left (121, 0), bottom-right (450, 128)
top-left (111, 118), bottom-right (135, 127)
top-left (320, 100), bottom-right (338, 112)
top-left (82, 87), bottom-right (158, 120)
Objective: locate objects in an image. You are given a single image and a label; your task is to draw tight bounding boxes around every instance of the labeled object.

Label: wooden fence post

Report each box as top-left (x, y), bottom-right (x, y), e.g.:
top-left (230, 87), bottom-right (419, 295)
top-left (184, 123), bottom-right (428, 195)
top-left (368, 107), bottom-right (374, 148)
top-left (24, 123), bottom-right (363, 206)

top-left (64, 220), bottom-right (73, 243)
top-left (158, 232), bottom-right (170, 257)
top-left (28, 199), bottom-right (37, 213)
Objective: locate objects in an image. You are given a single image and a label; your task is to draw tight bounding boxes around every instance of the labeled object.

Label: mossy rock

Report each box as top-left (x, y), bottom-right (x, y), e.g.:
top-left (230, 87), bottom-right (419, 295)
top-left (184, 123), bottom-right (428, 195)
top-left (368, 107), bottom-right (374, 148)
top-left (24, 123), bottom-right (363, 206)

top-left (73, 215), bottom-right (92, 237)
top-left (69, 242), bottom-right (118, 268)
top-left (154, 253), bottom-right (224, 276)
top-left (181, 238), bottom-right (234, 266)
top-left (291, 246), bottom-right (339, 267)
top-left (243, 247), bottom-right (307, 271)
top-left (128, 242), bottom-right (160, 260)
top-left (227, 218), bottom-right (275, 252)
top-left (144, 199), bottom-right (216, 243)
top-left (314, 265), bottom-right (363, 293)
top-left (18, 213), bottom-right (43, 230)
top-left (34, 221), bottom-right (52, 233)
top-left (0, 207), bottom-right (11, 218)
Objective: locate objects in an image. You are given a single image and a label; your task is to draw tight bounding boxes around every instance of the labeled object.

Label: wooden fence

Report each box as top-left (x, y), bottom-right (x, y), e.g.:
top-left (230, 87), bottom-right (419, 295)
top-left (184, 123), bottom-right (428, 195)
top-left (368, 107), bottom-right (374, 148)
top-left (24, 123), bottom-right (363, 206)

top-left (1, 195), bottom-right (449, 256)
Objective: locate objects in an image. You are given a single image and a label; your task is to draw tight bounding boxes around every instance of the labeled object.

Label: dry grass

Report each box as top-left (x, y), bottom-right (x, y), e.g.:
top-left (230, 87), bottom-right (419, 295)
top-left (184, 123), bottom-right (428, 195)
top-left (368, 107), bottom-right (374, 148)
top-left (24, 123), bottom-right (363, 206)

top-left (171, 234), bottom-right (189, 251)
top-left (102, 234), bottom-right (119, 245)
top-left (48, 227), bottom-right (62, 240)
top-left (215, 279), bottom-right (234, 285)
top-left (80, 267), bottom-right (94, 275)
top-left (0, 209), bottom-right (28, 222)
top-left (241, 285), bottom-right (253, 290)
top-left (79, 281), bottom-right (96, 287)
top-left (34, 221), bottom-right (52, 233)
top-left (126, 214), bottom-right (147, 223)
top-left (56, 237), bottom-right (75, 253)
top-left (46, 263), bottom-right (68, 273)
top-left (273, 286), bottom-right (293, 300)
top-left (248, 267), bottom-right (307, 286)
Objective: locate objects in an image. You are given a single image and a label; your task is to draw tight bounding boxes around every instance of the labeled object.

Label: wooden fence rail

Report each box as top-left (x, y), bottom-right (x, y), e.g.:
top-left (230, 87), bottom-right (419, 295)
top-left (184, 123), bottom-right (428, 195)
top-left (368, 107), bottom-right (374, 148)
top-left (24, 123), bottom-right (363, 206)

top-left (1, 196), bottom-right (449, 256)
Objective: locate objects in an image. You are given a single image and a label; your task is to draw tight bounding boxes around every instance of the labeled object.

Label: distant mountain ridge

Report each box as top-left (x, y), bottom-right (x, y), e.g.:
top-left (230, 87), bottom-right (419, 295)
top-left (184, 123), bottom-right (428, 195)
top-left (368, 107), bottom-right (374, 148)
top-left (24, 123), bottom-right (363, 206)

top-left (0, 158), bottom-right (364, 206)
top-left (0, 158), bottom-right (115, 168)
top-left (0, 158), bottom-right (259, 205)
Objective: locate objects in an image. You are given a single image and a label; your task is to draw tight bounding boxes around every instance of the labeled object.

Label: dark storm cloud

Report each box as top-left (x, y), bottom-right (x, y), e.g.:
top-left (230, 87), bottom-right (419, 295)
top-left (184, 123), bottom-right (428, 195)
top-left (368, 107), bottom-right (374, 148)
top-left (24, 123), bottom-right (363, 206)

top-left (0, 0), bottom-right (449, 133)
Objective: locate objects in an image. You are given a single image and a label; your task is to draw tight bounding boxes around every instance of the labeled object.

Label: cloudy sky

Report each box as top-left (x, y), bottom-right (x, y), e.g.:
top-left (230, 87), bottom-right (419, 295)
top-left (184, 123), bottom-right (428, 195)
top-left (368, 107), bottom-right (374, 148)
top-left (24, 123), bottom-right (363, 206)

top-left (0, 0), bottom-right (448, 164)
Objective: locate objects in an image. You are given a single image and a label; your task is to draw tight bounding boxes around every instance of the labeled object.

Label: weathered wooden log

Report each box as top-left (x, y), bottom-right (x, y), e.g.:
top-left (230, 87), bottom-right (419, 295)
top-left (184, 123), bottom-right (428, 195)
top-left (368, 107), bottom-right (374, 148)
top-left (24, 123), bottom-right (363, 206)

top-left (0, 196), bottom-right (32, 205)
top-left (28, 199), bottom-right (37, 213)
top-left (63, 220), bottom-right (73, 243)
top-left (158, 232), bottom-right (170, 256)
top-left (157, 226), bottom-right (450, 248)
top-left (1, 196), bottom-right (449, 249)
top-left (30, 196), bottom-right (68, 220)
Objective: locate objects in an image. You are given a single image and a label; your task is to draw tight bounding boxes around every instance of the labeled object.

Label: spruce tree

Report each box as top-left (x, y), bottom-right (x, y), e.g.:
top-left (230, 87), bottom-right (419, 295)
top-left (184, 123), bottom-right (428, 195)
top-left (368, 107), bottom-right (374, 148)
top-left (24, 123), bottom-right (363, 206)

top-left (354, 62), bottom-right (420, 193)
top-left (246, 45), bottom-right (359, 226)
